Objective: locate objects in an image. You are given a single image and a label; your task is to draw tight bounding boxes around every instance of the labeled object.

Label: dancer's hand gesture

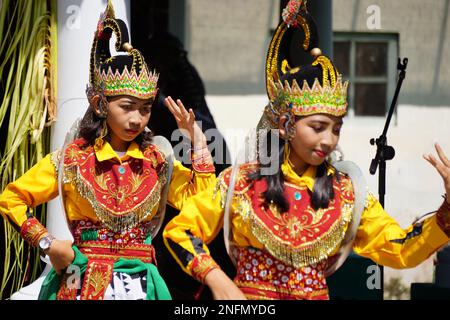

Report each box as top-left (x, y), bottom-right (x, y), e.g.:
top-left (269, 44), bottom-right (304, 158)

top-left (164, 96), bottom-right (206, 149)
top-left (424, 143), bottom-right (450, 204)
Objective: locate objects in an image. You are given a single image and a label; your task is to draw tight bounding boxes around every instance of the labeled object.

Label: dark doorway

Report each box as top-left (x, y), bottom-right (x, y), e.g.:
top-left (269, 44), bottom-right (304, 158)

top-left (130, 0), bottom-right (234, 300)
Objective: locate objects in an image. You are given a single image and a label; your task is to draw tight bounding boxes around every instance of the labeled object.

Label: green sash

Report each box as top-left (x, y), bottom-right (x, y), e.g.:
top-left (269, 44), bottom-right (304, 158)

top-left (38, 245), bottom-right (172, 300)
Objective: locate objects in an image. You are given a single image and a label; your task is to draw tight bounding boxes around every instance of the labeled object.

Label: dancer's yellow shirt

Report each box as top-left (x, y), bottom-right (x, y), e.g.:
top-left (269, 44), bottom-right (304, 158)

top-left (164, 160), bottom-right (450, 281)
top-left (0, 141), bottom-right (216, 227)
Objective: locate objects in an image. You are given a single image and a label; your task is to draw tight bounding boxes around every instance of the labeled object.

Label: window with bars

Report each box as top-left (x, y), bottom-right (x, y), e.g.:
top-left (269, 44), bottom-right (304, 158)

top-left (333, 33), bottom-right (399, 116)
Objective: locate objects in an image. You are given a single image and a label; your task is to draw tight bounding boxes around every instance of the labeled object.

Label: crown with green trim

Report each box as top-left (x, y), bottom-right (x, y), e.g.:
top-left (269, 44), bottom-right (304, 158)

top-left (88, 0), bottom-right (158, 100)
top-left (264, 0), bottom-right (348, 127)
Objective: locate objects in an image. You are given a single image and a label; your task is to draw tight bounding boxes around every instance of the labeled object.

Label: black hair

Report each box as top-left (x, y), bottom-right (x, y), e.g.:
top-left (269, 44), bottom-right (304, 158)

top-left (248, 138), bottom-right (290, 212)
top-left (77, 102), bottom-right (153, 150)
top-left (249, 128), bottom-right (338, 212)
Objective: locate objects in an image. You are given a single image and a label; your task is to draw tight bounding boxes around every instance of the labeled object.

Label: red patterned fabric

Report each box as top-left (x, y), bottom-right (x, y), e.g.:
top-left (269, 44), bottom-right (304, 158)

top-left (190, 253), bottom-right (220, 283)
top-left (282, 0), bottom-right (304, 27)
top-left (57, 225), bottom-right (157, 300)
top-left (20, 217), bottom-right (48, 247)
top-left (56, 273), bottom-right (78, 300)
top-left (234, 247), bottom-right (329, 300)
top-left (218, 163), bottom-right (258, 193)
top-left (436, 199), bottom-right (450, 237)
top-left (249, 175), bottom-right (353, 251)
top-left (77, 241), bottom-right (156, 264)
top-left (79, 259), bottom-right (114, 300)
top-left (71, 220), bottom-right (152, 246)
top-left (64, 139), bottom-right (164, 216)
top-left (191, 148), bottom-right (215, 173)
top-left (252, 180), bottom-right (341, 248)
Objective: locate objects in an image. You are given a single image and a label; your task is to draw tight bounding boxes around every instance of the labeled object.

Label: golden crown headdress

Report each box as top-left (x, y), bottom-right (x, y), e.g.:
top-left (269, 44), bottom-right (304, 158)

top-left (264, 0), bottom-right (348, 130)
top-left (88, 0), bottom-right (158, 100)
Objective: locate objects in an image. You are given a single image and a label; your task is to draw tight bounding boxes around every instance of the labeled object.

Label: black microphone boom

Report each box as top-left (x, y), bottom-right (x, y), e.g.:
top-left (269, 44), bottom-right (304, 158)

top-left (369, 57), bottom-right (408, 208)
top-left (368, 57), bottom-right (408, 299)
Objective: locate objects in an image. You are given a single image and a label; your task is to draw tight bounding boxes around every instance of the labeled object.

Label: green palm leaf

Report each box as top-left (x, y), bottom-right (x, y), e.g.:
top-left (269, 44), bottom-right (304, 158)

top-left (0, 0), bottom-right (56, 299)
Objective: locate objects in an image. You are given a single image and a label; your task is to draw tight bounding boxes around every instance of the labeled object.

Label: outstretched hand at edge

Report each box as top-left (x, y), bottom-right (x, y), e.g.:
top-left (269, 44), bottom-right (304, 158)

top-left (423, 143), bottom-right (450, 204)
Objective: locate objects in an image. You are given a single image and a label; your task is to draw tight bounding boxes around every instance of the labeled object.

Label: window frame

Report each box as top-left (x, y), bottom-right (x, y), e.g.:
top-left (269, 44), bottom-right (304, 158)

top-left (333, 32), bottom-right (399, 117)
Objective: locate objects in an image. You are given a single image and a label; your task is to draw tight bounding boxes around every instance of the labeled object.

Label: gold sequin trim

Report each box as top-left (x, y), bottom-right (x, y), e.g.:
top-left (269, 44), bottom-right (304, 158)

top-left (63, 162), bottom-right (167, 232)
top-left (49, 150), bottom-right (61, 178)
top-left (236, 192), bottom-right (352, 268)
top-left (236, 280), bottom-right (329, 298)
top-left (297, 15), bottom-right (311, 51)
top-left (266, 23), bottom-right (288, 99)
top-left (312, 55), bottom-right (337, 87)
top-left (365, 190), bottom-right (378, 209)
top-left (217, 165), bottom-right (354, 268)
top-left (214, 165), bottom-right (256, 204)
top-left (231, 182), bottom-right (353, 269)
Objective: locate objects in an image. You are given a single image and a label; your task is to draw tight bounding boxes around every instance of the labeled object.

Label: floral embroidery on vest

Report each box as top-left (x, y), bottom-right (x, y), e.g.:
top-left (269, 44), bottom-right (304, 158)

top-left (62, 139), bottom-right (167, 232)
top-left (219, 164), bottom-right (355, 268)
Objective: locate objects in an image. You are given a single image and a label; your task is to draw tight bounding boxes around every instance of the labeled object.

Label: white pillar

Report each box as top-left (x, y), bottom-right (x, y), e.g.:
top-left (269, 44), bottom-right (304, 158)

top-left (48, 0), bottom-right (130, 240)
top-left (11, 0), bottom-right (130, 300)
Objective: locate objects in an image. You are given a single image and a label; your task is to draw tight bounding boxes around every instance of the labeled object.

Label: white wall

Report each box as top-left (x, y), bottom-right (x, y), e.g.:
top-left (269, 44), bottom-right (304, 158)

top-left (333, 0), bottom-right (450, 106)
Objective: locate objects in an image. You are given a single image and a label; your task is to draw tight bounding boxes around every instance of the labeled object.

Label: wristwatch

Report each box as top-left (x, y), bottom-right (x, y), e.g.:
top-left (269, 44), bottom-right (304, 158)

top-left (38, 235), bottom-right (55, 253)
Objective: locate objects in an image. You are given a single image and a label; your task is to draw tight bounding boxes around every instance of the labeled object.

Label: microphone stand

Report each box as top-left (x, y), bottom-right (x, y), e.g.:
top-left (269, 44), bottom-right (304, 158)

top-left (369, 57), bottom-right (408, 299)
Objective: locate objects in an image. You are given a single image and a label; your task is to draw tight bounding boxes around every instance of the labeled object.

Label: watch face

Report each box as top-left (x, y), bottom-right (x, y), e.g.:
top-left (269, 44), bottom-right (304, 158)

top-left (39, 236), bottom-right (51, 251)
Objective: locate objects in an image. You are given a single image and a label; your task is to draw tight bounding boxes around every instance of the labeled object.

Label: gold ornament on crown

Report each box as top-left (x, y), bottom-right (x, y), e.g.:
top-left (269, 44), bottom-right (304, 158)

top-left (267, 75), bottom-right (348, 118)
top-left (88, 0), bottom-right (159, 100)
top-left (93, 64), bottom-right (159, 100)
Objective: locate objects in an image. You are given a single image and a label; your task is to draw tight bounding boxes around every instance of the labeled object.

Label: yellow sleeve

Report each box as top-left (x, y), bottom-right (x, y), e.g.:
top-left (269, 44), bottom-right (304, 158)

top-left (166, 159), bottom-right (217, 210)
top-left (163, 183), bottom-right (224, 283)
top-left (353, 192), bottom-right (450, 268)
top-left (0, 152), bottom-right (59, 227)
